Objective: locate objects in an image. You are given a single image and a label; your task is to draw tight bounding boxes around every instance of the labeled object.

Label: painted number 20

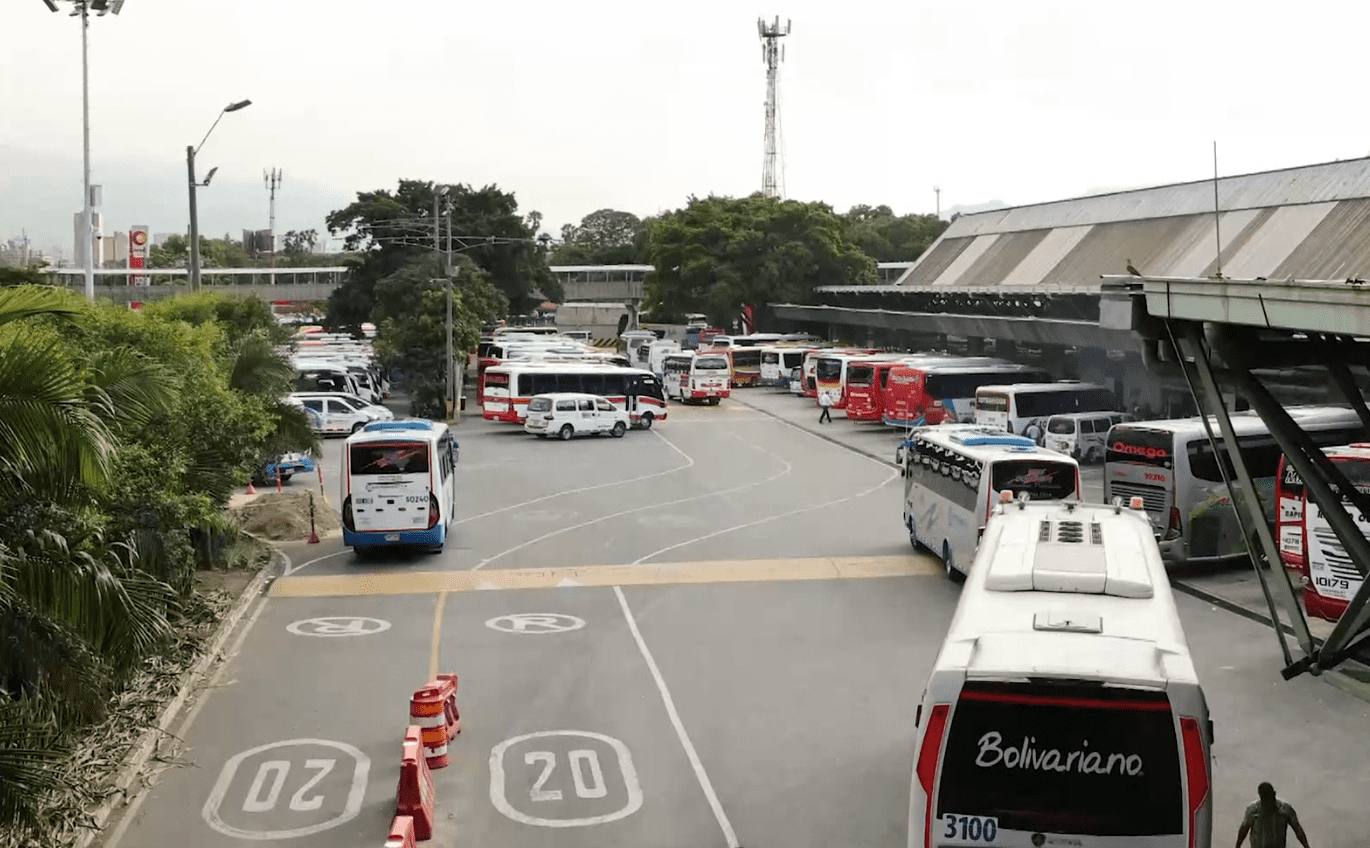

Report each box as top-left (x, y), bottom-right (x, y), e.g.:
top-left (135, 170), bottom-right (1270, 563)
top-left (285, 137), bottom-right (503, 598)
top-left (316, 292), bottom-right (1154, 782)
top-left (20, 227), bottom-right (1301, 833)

top-left (242, 759), bottom-right (336, 812)
top-left (525, 750), bottom-right (607, 801)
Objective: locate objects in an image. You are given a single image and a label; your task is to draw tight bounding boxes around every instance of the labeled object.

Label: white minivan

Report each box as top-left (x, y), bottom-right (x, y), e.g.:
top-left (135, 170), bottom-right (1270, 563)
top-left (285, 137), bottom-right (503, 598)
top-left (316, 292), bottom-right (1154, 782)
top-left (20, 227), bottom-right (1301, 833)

top-left (1044, 411), bottom-right (1134, 463)
top-left (908, 497), bottom-right (1213, 848)
top-left (293, 395), bottom-right (390, 436)
top-left (524, 393), bottom-right (630, 440)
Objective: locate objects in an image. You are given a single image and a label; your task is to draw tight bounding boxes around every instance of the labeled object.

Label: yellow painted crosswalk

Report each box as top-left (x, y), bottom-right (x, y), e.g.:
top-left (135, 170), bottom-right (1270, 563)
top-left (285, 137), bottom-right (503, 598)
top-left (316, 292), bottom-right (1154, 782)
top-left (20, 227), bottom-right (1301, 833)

top-left (270, 554), bottom-right (941, 598)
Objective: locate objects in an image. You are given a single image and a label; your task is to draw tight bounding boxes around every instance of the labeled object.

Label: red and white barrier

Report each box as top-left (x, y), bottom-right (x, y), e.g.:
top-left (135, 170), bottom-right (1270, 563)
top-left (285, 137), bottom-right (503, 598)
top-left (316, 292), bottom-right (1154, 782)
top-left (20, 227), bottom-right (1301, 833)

top-left (409, 680), bottom-right (452, 769)
top-left (396, 726), bottom-right (435, 840)
top-left (384, 815), bottom-right (417, 848)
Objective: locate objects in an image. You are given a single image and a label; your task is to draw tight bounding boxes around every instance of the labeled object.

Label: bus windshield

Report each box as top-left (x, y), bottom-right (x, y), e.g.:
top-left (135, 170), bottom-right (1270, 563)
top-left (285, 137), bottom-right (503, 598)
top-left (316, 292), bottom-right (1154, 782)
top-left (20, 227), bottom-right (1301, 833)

top-left (990, 460), bottom-right (1077, 500)
top-left (1106, 427), bottom-right (1174, 468)
top-left (350, 443), bottom-right (430, 475)
top-left (937, 682), bottom-right (1182, 836)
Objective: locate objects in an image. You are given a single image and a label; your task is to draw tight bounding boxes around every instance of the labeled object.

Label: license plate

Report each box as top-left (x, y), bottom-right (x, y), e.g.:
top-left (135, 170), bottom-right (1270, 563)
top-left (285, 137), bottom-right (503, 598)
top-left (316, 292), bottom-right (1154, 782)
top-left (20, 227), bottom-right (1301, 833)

top-left (385, 533), bottom-right (400, 542)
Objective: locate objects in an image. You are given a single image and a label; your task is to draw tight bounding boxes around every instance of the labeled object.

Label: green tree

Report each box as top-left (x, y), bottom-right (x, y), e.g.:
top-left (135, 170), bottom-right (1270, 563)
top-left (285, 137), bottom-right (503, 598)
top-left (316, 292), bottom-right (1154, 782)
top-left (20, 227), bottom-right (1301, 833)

top-left (0, 264), bottom-right (53, 288)
top-left (839, 204), bottom-right (948, 262)
top-left (325, 180), bottom-right (557, 333)
top-left (644, 194), bottom-right (875, 328)
top-left (551, 208), bottom-right (648, 266)
top-left (282, 229), bottom-right (318, 255)
top-left (148, 234), bottom-right (188, 269)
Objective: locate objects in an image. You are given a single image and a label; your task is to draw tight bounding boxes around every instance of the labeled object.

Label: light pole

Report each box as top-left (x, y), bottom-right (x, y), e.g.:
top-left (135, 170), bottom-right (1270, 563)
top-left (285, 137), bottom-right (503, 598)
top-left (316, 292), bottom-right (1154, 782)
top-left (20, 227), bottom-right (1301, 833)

top-left (187, 99), bottom-right (251, 291)
top-left (43, 0), bottom-right (126, 301)
top-left (434, 185), bottom-right (456, 421)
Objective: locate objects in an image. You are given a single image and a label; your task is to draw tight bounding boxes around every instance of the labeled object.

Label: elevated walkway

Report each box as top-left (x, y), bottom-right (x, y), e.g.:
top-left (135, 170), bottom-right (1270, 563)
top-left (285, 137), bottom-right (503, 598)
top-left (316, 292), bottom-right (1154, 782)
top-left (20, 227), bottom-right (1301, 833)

top-left (1106, 273), bottom-right (1370, 682)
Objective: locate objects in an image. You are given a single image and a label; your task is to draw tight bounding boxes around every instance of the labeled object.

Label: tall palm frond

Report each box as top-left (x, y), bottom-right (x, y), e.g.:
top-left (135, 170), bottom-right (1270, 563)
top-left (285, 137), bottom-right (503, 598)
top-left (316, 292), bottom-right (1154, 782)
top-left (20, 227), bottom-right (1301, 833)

top-left (0, 285), bottom-right (84, 328)
top-left (262, 400), bottom-right (322, 458)
top-left (84, 347), bottom-right (179, 434)
top-left (0, 326), bottom-right (113, 503)
top-left (228, 333), bottom-right (293, 397)
top-left (0, 698), bottom-right (70, 829)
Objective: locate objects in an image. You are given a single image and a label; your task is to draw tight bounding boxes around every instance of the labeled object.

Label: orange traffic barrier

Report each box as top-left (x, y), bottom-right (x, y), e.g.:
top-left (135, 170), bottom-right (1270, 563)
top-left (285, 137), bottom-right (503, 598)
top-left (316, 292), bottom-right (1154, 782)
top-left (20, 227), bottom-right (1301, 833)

top-left (436, 672), bottom-right (461, 737)
top-left (384, 815), bottom-right (417, 848)
top-left (245, 480), bottom-right (257, 496)
top-left (410, 680), bottom-right (452, 769)
top-left (396, 726), bottom-right (435, 840)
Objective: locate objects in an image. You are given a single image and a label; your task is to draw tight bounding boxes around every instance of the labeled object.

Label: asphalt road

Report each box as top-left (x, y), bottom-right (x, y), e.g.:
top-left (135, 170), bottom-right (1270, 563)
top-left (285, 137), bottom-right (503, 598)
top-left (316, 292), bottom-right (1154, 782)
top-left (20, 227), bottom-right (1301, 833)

top-left (99, 390), bottom-right (1370, 848)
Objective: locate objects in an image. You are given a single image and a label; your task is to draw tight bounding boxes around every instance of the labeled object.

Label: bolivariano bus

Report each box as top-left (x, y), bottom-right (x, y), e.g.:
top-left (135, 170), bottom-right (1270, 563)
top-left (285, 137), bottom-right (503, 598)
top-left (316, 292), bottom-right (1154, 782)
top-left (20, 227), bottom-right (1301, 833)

top-left (1276, 443), bottom-right (1370, 622)
top-left (481, 363), bottom-right (666, 428)
top-left (883, 359), bottom-right (1048, 428)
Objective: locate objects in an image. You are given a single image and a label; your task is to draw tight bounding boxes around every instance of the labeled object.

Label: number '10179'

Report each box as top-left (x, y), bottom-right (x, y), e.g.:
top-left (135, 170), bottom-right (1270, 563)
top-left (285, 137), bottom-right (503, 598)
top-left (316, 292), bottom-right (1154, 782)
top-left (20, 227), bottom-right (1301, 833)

top-left (943, 814), bottom-right (998, 842)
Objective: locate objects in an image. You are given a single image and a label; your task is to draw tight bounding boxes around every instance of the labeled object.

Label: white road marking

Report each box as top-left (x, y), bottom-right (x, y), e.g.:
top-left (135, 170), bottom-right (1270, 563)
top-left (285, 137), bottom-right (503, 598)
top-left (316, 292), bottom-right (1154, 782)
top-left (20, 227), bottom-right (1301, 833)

top-left (613, 585), bottom-right (740, 848)
top-left (474, 429), bottom-right (792, 569)
top-left (201, 738), bottom-right (369, 839)
top-left (489, 730), bottom-right (643, 827)
top-left (455, 428), bottom-right (695, 525)
top-left (286, 617), bottom-right (391, 637)
top-left (633, 466), bottom-right (901, 564)
top-left (486, 613), bottom-right (586, 634)
top-left (283, 548), bottom-right (350, 577)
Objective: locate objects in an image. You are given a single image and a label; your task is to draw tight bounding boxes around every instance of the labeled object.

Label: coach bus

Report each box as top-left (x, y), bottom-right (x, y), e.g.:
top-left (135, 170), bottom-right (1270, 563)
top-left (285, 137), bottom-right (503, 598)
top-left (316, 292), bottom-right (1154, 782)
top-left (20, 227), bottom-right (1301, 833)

top-left (883, 359), bottom-right (1049, 428)
top-left (760, 346), bottom-right (812, 388)
top-left (341, 419), bottom-right (458, 556)
top-left (815, 351), bottom-right (902, 408)
top-left (661, 351), bottom-right (731, 403)
top-left (898, 425), bottom-right (1080, 581)
top-left (714, 346), bottom-right (765, 387)
top-left (1275, 444), bottom-right (1370, 621)
top-left (975, 382), bottom-right (1119, 443)
top-left (482, 362), bottom-right (667, 428)
top-left (1104, 407), bottom-right (1364, 566)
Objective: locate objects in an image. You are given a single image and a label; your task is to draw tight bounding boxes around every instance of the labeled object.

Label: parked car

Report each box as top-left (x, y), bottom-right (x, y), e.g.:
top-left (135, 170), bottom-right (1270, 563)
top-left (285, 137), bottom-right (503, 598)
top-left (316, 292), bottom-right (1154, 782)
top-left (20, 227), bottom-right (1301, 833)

top-left (252, 452), bottom-right (316, 486)
top-left (524, 393), bottom-right (630, 440)
top-left (290, 393), bottom-right (393, 435)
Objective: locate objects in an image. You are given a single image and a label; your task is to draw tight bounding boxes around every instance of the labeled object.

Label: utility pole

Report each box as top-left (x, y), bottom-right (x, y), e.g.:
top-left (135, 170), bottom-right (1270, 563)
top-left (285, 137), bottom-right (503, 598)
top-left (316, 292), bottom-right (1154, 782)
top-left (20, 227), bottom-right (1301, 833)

top-left (758, 15), bottom-right (791, 199)
top-left (264, 168), bottom-right (282, 267)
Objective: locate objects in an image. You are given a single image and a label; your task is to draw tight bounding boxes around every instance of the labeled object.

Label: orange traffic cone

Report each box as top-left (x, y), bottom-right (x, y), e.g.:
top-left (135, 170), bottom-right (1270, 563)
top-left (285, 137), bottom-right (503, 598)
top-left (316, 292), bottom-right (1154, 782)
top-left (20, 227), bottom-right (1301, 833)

top-left (246, 480), bottom-right (257, 495)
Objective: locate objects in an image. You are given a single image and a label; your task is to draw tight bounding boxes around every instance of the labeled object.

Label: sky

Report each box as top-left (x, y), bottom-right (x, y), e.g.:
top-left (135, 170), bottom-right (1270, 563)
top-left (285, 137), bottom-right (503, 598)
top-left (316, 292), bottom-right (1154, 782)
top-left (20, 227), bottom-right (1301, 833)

top-left (5, 0), bottom-right (1370, 259)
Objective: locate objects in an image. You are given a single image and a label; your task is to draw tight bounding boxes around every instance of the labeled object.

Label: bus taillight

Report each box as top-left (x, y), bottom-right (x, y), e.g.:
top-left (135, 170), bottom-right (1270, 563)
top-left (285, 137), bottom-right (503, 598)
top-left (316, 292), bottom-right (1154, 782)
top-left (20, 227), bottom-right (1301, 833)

top-left (428, 492), bottom-right (441, 529)
top-left (1166, 506), bottom-right (1183, 541)
top-left (1180, 717), bottom-right (1210, 848)
top-left (914, 704), bottom-right (950, 848)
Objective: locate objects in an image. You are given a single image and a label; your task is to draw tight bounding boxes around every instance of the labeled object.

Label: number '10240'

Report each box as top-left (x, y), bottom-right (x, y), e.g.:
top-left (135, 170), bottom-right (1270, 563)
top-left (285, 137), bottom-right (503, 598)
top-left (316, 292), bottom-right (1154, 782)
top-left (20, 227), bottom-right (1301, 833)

top-left (944, 814), bottom-right (998, 842)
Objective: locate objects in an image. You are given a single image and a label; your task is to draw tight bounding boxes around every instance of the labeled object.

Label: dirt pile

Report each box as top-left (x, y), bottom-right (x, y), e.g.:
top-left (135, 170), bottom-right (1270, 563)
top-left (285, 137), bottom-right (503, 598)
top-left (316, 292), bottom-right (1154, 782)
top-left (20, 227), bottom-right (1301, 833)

top-left (228, 489), bottom-right (341, 542)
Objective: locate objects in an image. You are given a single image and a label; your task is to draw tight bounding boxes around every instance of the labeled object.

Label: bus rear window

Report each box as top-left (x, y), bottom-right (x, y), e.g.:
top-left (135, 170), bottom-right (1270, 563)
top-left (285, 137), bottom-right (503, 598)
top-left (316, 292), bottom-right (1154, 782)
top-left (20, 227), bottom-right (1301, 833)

top-left (990, 460), bottom-right (1077, 500)
top-left (815, 359), bottom-right (842, 381)
top-left (977, 392), bottom-right (1009, 413)
top-left (848, 366), bottom-right (874, 387)
top-left (1106, 427), bottom-right (1174, 468)
top-left (695, 357), bottom-right (728, 371)
top-left (351, 444), bottom-right (429, 475)
top-left (936, 681), bottom-right (1182, 836)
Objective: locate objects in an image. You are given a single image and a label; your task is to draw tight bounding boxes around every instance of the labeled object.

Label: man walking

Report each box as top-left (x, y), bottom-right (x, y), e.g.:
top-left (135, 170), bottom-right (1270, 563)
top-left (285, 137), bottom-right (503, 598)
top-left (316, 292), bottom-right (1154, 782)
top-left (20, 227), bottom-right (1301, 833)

top-left (818, 392), bottom-right (833, 424)
top-left (1236, 782), bottom-right (1310, 848)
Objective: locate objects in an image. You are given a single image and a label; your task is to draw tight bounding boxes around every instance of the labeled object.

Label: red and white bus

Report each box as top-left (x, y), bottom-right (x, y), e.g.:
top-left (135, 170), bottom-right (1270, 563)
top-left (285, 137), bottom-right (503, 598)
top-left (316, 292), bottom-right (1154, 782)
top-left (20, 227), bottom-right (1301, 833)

top-left (760, 345), bottom-right (815, 388)
top-left (844, 361), bottom-right (903, 422)
top-left (482, 363), bottom-right (667, 428)
top-left (714, 346), bottom-right (765, 387)
top-left (1276, 444), bottom-right (1370, 622)
top-left (475, 338), bottom-right (622, 402)
top-left (884, 359), bottom-right (1050, 428)
top-left (815, 351), bottom-right (900, 408)
top-left (662, 352), bottom-right (731, 403)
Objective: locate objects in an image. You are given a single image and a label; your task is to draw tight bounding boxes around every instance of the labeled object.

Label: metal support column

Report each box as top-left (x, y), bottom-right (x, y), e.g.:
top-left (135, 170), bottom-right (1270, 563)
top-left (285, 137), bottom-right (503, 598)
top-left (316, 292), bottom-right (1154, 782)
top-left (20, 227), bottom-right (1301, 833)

top-left (1175, 323), bottom-right (1315, 668)
top-left (1328, 360), bottom-right (1370, 432)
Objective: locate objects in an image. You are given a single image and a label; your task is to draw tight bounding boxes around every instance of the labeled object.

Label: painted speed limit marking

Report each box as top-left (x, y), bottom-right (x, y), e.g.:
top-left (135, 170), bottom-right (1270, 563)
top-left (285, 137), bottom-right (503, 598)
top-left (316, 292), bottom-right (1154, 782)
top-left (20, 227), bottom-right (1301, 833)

top-left (202, 738), bottom-right (369, 839)
top-left (286, 617), bottom-right (391, 637)
top-left (485, 613), bottom-right (586, 635)
top-left (490, 731), bottom-right (641, 827)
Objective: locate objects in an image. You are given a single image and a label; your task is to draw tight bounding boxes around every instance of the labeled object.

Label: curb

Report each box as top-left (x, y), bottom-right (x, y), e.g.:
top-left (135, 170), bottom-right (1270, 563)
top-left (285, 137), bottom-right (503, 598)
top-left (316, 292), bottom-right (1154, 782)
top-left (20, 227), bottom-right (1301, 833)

top-left (731, 394), bottom-right (900, 469)
top-left (77, 549), bottom-right (282, 848)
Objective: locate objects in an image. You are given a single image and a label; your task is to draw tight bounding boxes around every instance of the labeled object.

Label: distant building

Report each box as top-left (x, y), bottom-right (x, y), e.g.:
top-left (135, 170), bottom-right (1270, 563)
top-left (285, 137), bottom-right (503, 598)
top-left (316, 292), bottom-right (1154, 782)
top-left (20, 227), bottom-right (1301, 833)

top-left (242, 228), bottom-right (273, 258)
top-left (153, 232), bottom-right (179, 246)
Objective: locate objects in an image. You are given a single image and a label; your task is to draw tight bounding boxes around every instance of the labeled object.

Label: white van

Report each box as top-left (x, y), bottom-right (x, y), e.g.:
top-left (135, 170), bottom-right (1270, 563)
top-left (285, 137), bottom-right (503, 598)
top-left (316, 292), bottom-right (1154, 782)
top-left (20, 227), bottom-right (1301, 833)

top-left (293, 395), bottom-right (387, 436)
top-left (524, 393), bottom-right (631, 440)
top-left (1044, 411), bottom-right (1134, 463)
top-left (908, 497), bottom-right (1213, 848)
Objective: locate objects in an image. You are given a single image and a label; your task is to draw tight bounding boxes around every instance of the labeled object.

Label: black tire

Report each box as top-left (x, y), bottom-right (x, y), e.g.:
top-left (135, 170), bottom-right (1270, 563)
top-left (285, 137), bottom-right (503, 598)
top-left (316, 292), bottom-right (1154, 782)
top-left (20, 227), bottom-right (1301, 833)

top-left (640, 412), bottom-right (654, 429)
top-left (611, 421), bottom-right (626, 438)
top-left (351, 421), bottom-right (365, 434)
top-left (558, 424), bottom-right (574, 441)
top-left (944, 541), bottom-right (966, 584)
top-left (708, 397), bottom-right (721, 406)
top-left (280, 473), bottom-right (293, 484)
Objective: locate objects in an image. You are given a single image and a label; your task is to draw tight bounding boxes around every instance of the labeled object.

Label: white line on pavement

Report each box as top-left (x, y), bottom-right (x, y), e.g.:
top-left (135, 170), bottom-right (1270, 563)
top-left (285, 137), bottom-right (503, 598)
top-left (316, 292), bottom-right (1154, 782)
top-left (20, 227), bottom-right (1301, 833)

top-left (613, 585), bottom-right (740, 848)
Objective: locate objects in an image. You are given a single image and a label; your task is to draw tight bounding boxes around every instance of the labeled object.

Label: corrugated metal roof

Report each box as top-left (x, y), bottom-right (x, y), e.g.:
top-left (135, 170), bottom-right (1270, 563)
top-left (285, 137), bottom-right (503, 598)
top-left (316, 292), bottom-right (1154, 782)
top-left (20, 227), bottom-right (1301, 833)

top-left (884, 158), bottom-right (1370, 295)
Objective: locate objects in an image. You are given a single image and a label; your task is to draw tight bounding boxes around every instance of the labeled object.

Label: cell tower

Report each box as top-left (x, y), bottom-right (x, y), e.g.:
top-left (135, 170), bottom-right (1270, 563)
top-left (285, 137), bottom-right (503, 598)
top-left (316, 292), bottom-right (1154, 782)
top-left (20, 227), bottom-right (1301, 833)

top-left (264, 167), bottom-right (282, 266)
top-left (758, 15), bottom-right (791, 198)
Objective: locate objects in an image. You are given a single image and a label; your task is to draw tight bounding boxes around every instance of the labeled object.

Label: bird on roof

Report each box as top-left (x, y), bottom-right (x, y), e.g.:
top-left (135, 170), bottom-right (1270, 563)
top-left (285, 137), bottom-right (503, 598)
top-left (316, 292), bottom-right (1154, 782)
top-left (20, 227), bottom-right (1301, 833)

top-left (1125, 260), bottom-right (1142, 277)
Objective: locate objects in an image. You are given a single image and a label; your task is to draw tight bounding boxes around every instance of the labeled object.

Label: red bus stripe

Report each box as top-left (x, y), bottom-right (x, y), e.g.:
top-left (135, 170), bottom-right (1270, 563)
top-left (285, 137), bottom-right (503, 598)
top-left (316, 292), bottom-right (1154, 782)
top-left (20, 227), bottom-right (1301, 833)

top-left (959, 690), bottom-right (1170, 711)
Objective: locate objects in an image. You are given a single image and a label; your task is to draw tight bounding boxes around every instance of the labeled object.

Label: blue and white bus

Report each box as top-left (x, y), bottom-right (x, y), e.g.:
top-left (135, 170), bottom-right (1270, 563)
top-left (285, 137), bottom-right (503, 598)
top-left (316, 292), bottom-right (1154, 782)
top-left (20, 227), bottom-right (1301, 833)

top-left (341, 420), bottom-right (458, 555)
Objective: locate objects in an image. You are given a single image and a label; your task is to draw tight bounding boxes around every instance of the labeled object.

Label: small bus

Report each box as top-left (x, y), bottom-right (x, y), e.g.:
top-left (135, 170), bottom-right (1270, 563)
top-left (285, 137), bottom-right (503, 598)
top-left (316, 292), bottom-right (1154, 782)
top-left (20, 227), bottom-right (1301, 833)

top-left (885, 359), bottom-right (1049, 428)
top-left (481, 363), bottom-right (667, 428)
top-left (662, 351), bottom-right (731, 403)
top-left (975, 382), bottom-right (1119, 444)
top-left (341, 420), bottom-right (458, 555)
top-left (1276, 444), bottom-right (1370, 622)
top-left (898, 425), bottom-right (1081, 580)
top-left (815, 351), bottom-right (899, 408)
top-left (1105, 407), bottom-right (1364, 565)
top-left (908, 498), bottom-right (1212, 848)
top-left (715, 346), bottom-right (765, 387)
top-left (760, 346), bottom-right (811, 388)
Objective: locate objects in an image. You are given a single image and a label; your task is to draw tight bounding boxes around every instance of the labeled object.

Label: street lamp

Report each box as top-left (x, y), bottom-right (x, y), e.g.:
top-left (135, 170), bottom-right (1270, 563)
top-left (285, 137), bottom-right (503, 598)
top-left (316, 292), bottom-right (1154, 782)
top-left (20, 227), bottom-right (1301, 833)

top-left (43, 0), bottom-right (126, 301)
top-left (187, 99), bottom-right (251, 291)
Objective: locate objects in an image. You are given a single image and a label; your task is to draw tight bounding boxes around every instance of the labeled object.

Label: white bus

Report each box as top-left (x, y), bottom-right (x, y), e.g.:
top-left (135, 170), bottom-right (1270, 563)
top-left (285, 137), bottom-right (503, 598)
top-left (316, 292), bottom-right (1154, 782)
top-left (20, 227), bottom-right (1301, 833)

top-left (481, 362), bottom-right (667, 428)
top-left (1104, 406), bottom-right (1365, 565)
top-left (898, 425), bottom-right (1080, 580)
top-left (341, 420), bottom-right (458, 556)
top-left (760, 345), bottom-right (812, 388)
top-left (908, 498), bottom-right (1213, 848)
top-left (661, 351), bottom-right (731, 404)
top-left (975, 382), bottom-right (1119, 444)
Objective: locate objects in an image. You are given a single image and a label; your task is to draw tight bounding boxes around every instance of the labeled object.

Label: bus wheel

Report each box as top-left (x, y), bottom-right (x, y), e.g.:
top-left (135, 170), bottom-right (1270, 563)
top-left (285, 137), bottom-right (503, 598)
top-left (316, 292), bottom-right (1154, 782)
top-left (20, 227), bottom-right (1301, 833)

top-left (708, 397), bottom-right (721, 406)
top-left (558, 424), bottom-right (574, 441)
top-left (907, 520), bottom-right (921, 551)
top-left (640, 412), bottom-right (654, 430)
top-left (943, 541), bottom-right (966, 584)
top-left (611, 421), bottom-right (626, 438)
